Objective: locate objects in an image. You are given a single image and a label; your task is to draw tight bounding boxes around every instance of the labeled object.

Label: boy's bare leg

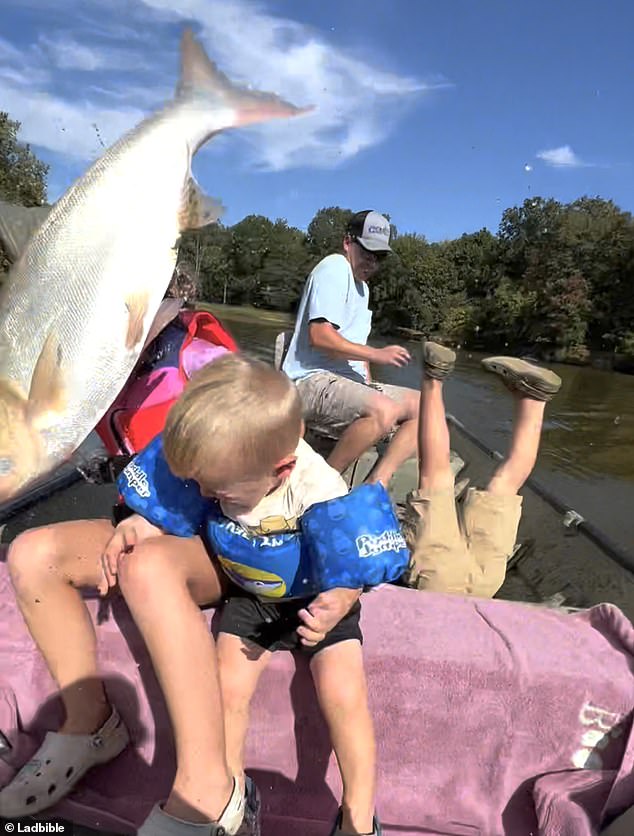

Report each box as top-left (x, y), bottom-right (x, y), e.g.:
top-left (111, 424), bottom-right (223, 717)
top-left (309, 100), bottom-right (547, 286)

top-left (8, 519), bottom-right (118, 734)
top-left (486, 396), bottom-right (546, 495)
top-left (217, 633), bottom-right (272, 791)
top-left (116, 538), bottom-right (231, 824)
top-left (310, 640), bottom-right (376, 835)
top-left (417, 342), bottom-right (457, 493)
top-left (481, 356), bottom-right (562, 496)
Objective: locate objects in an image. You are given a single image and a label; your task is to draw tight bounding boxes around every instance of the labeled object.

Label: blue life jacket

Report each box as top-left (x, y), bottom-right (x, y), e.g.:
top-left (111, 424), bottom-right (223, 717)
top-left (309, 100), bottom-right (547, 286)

top-left (117, 434), bottom-right (409, 600)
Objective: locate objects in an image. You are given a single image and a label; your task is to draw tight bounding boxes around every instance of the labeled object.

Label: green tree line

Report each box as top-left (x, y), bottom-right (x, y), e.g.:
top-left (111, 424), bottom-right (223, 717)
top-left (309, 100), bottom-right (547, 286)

top-left (2, 111), bottom-right (633, 364)
top-left (179, 199), bottom-right (634, 364)
top-left (0, 112), bottom-right (49, 273)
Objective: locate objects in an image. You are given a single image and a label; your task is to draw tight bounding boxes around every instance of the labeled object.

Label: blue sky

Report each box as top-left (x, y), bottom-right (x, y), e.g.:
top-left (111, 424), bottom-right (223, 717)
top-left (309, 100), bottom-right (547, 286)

top-left (1, 0), bottom-right (632, 241)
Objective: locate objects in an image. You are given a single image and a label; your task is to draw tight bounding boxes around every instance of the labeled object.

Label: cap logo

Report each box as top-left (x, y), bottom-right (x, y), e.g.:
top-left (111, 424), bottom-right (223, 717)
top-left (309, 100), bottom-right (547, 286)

top-left (367, 225), bottom-right (389, 235)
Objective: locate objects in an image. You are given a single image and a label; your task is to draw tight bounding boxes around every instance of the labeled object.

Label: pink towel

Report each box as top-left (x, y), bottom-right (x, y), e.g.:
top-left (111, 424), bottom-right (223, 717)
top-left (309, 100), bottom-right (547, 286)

top-left (1, 552), bottom-right (633, 835)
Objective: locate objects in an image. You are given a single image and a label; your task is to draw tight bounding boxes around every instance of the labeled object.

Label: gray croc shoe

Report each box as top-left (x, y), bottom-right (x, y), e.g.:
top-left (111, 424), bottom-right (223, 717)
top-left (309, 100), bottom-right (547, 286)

top-left (422, 341), bottom-right (456, 380)
top-left (481, 356), bottom-right (562, 401)
top-left (0, 707), bottom-right (129, 818)
top-left (138, 777), bottom-right (260, 836)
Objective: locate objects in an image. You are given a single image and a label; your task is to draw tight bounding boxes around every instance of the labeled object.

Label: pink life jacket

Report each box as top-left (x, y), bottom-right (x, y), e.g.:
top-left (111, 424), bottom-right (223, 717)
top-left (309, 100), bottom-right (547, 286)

top-left (95, 307), bottom-right (237, 456)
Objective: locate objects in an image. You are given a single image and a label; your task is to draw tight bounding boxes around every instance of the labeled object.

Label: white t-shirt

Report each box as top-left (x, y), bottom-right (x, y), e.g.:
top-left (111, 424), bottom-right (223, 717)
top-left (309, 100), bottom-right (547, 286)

top-left (282, 253), bottom-right (372, 384)
top-left (225, 438), bottom-right (348, 534)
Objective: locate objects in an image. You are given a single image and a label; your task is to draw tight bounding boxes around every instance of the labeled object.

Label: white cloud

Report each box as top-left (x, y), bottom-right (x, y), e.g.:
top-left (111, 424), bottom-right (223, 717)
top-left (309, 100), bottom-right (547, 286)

top-left (0, 0), bottom-right (444, 173)
top-left (38, 35), bottom-right (105, 71)
top-left (36, 32), bottom-right (157, 74)
top-left (536, 145), bottom-right (590, 168)
top-left (0, 83), bottom-right (145, 159)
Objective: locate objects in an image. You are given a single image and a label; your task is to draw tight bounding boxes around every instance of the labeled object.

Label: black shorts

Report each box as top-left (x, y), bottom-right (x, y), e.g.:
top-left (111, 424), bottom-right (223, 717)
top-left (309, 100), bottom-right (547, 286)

top-left (112, 502), bottom-right (135, 526)
top-left (218, 587), bottom-right (363, 657)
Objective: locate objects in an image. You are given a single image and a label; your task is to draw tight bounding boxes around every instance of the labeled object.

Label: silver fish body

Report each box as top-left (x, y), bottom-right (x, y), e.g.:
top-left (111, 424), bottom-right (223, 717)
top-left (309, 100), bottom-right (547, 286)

top-left (0, 29), bottom-right (309, 501)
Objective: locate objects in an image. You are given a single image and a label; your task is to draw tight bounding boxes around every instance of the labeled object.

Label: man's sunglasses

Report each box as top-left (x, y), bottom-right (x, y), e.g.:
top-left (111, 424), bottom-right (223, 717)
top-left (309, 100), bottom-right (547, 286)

top-left (353, 238), bottom-right (390, 262)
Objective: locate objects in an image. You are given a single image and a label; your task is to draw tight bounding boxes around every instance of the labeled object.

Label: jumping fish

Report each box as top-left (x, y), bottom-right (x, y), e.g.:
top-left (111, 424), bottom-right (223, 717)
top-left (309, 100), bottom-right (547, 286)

top-left (0, 29), bottom-right (310, 501)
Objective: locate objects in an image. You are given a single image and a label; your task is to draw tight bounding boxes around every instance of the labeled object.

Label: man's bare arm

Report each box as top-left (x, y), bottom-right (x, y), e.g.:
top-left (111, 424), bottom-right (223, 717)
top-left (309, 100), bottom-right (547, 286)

top-left (309, 321), bottom-right (378, 362)
top-left (309, 321), bottom-right (411, 368)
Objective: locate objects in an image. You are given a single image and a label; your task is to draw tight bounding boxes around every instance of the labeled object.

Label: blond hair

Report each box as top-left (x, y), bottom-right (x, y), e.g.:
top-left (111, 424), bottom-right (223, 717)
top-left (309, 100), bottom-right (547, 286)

top-left (163, 353), bottom-right (303, 481)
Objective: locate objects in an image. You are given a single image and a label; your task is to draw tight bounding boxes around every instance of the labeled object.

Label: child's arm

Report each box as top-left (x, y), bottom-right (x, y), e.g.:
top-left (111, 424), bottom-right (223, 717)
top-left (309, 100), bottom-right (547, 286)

top-left (297, 587), bottom-right (361, 647)
top-left (98, 513), bottom-right (163, 595)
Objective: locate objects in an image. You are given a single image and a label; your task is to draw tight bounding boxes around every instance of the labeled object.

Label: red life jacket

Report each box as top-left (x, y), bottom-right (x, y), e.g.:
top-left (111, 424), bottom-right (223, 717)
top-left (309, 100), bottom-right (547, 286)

top-left (95, 307), bottom-right (238, 456)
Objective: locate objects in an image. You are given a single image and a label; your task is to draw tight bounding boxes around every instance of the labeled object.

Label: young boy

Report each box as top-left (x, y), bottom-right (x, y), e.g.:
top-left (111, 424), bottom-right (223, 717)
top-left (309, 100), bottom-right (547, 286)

top-left (156, 355), bottom-right (386, 836)
top-left (402, 342), bottom-right (561, 598)
top-left (2, 355), bottom-right (398, 836)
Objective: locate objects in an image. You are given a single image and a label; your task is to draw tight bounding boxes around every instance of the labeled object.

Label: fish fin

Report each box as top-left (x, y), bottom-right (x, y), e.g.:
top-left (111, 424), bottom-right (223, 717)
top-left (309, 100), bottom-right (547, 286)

top-left (179, 176), bottom-right (225, 231)
top-left (176, 28), bottom-right (314, 127)
top-left (26, 331), bottom-right (66, 429)
top-left (125, 291), bottom-right (150, 350)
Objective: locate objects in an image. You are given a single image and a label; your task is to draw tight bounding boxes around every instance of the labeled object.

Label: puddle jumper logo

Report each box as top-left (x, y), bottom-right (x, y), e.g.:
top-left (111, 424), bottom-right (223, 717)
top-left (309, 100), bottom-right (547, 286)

top-left (356, 529), bottom-right (406, 558)
top-left (123, 462), bottom-right (151, 498)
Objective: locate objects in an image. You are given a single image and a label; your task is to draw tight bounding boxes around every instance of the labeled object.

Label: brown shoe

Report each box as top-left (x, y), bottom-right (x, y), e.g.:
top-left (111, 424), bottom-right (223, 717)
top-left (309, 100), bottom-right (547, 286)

top-left (423, 341), bottom-right (456, 380)
top-left (481, 356), bottom-right (562, 401)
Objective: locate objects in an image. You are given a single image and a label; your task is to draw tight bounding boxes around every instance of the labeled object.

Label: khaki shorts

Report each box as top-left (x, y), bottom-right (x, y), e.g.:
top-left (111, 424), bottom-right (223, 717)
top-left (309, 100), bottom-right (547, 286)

top-left (402, 486), bottom-right (523, 599)
top-left (296, 371), bottom-right (416, 438)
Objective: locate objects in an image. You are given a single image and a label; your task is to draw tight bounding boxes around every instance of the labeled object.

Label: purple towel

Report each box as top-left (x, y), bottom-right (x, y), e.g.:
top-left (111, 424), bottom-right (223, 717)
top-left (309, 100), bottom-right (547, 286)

top-left (1, 553), bottom-right (633, 835)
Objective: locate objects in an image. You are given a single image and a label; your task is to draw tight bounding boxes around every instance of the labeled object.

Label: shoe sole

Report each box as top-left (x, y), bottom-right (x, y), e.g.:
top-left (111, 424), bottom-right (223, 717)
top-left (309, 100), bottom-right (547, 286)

top-left (482, 357), bottom-right (561, 400)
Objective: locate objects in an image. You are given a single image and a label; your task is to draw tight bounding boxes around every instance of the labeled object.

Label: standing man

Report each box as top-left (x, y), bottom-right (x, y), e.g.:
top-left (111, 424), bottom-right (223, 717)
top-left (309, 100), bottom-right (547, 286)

top-left (283, 209), bottom-right (419, 486)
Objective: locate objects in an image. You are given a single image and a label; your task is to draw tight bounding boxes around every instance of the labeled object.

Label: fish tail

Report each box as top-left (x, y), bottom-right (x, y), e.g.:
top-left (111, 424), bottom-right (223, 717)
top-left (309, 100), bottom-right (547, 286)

top-left (176, 28), bottom-right (313, 127)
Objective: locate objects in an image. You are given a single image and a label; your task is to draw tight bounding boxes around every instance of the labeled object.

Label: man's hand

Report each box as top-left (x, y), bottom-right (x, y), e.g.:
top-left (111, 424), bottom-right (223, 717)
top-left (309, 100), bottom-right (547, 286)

top-left (373, 344), bottom-right (411, 367)
top-left (98, 514), bottom-right (163, 596)
top-left (297, 587), bottom-right (362, 647)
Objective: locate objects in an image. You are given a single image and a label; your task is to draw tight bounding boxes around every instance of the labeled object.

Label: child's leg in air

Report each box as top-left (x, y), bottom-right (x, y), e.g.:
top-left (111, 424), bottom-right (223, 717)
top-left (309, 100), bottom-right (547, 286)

top-left (481, 357), bottom-right (560, 495)
top-left (487, 395), bottom-right (546, 494)
top-left (416, 342), bottom-right (457, 493)
top-left (403, 342), bottom-right (475, 594)
top-left (480, 356), bottom-right (561, 496)
top-left (311, 640), bottom-right (378, 836)
top-left (458, 356), bottom-right (562, 598)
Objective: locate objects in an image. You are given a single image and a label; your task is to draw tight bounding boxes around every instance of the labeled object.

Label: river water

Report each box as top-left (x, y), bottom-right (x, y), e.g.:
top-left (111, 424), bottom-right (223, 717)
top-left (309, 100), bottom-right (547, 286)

top-left (217, 308), bottom-right (634, 558)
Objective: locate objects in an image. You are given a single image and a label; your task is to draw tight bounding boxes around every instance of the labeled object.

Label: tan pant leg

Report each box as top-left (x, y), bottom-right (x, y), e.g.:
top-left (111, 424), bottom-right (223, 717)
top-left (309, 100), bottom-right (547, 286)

top-left (461, 488), bottom-right (523, 598)
top-left (403, 488), bottom-right (475, 594)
